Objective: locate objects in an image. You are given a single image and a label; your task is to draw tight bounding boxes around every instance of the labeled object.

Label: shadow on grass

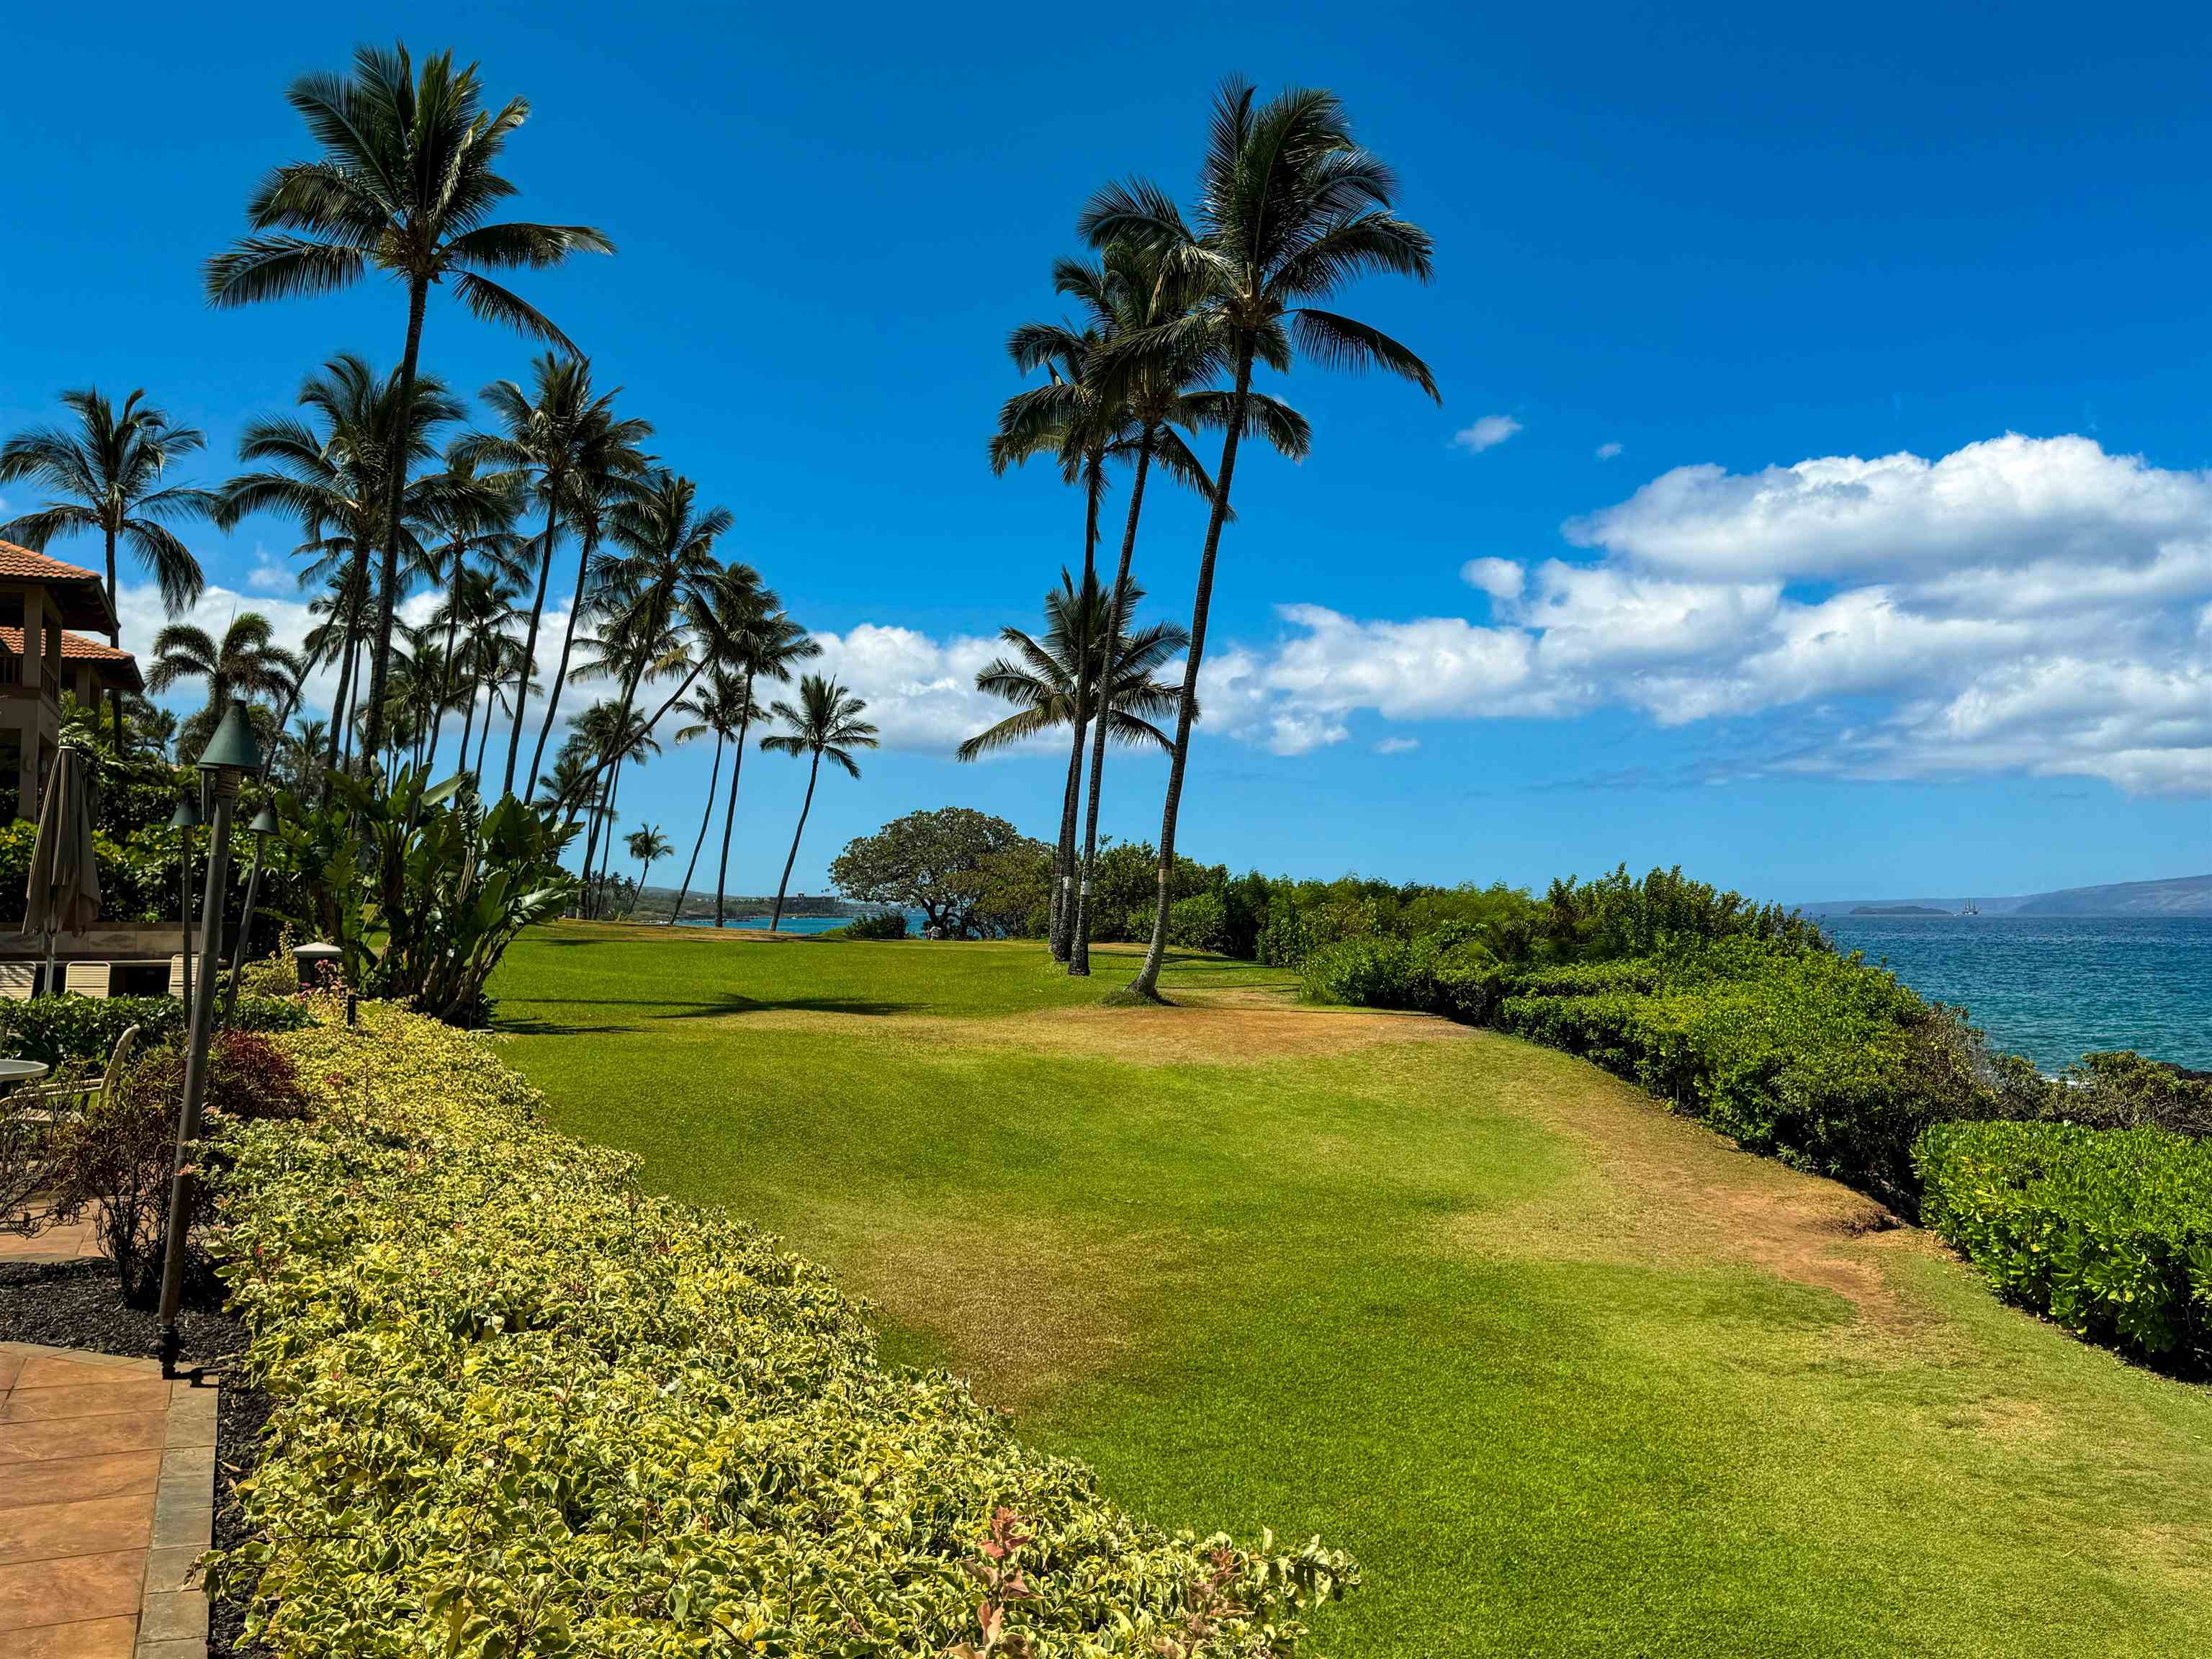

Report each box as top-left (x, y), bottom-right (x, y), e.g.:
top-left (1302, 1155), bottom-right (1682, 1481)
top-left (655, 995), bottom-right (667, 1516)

top-left (655, 993), bottom-right (921, 1020)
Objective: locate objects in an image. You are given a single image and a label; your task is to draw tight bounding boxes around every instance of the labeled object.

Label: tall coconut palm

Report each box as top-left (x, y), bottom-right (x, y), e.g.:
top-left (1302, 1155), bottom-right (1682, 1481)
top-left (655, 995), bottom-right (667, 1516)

top-left (662, 668), bottom-right (746, 925)
top-left (712, 604), bottom-right (814, 927)
top-left (1081, 79), bottom-right (1438, 997)
top-left (458, 355), bottom-right (651, 796)
top-left (624, 824), bottom-right (670, 917)
top-left (761, 675), bottom-right (876, 932)
top-left (222, 353), bottom-right (464, 771)
top-left (410, 445), bottom-right (525, 770)
top-left (0, 388), bottom-right (219, 744)
top-left (146, 614), bottom-right (302, 761)
top-left (206, 41), bottom-right (613, 767)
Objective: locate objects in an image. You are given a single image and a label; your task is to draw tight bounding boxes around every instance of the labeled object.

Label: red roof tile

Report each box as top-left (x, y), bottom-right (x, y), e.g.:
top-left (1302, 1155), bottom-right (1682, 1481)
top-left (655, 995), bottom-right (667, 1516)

top-left (0, 540), bottom-right (103, 585)
top-left (0, 626), bottom-right (145, 689)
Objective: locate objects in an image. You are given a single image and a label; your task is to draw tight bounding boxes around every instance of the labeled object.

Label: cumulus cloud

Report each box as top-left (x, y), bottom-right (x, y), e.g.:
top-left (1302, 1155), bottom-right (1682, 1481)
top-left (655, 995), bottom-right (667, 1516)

top-left (1214, 433), bottom-right (2212, 794)
top-left (1373, 737), bottom-right (1419, 755)
top-left (1595, 442), bottom-right (1623, 460)
top-left (805, 624), bottom-right (1016, 752)
top-left (1452, 415), bottom-right (1522, 454)
top-left (1460, 557), bottom-right (1524, 600)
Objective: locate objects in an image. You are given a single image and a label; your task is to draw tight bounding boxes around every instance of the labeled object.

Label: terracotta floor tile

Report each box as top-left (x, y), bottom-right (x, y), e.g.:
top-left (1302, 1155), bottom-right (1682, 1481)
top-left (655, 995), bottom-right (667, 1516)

top-left (0, 1454), bottom-right (162, 1511)
top-left (0, 1496), bottom-right (153, 1566)
top-left (0, 1549), bottom-right (145, 1631)
top-left (11, 1358), bottom-right (156, 1392)
top-left (1, 1382), bottom-right (173, 1424)
top-left (0, 1415), bottom-right (166, 1463)
top-left (6, 1614), bottom-right (141, 1658)
top-left (0, 1352), bottom-right (22, 1390)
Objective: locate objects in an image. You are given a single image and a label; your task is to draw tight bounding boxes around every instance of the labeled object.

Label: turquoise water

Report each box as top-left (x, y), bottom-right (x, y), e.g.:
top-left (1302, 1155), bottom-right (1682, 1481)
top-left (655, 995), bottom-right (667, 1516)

top-left (1818, 914), bottom-right (2211, 1071)
top-left (673, 914), bottom-right (857, 935)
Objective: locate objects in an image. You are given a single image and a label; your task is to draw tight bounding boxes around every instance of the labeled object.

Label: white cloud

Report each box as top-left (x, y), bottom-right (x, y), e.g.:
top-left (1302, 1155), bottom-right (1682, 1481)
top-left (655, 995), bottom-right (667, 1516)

top-left (1452, 415), bottom-right (1522, 454)
top-left (1373, 736), bottom-right (1419, 755)
top-left (1460, 557), bottom-right (1524, 600)
top-left (1595, 442), bottom-right (1623, 460)
top-left (1213, 433), bottom-right (2212, 795)
top-left (805, 623), bottom-right (1016, 753)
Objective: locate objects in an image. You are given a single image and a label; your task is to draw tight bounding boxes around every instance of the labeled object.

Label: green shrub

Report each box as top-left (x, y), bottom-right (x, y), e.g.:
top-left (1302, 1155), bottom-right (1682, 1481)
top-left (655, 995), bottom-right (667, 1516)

top-left (842, 909), bottom-right (910, 940)
top-left (0, 996), bottom-right (184, 1066)
top-left (1917, 1121), bottom-right (2211, 1370)
top-left (2059, 1051), bottom-right (2212, 1138)
top-left (207, 1007), bottom-right (1354, 1655)
top-left (1167, 891), bottom-right (1228, 953)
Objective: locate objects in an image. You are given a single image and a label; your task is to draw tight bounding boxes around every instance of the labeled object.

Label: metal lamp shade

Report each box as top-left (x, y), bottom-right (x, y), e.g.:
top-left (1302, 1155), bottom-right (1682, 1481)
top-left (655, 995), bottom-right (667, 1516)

top-left (167, 796), bottom-right (202, 830)
top-left (248, 804), bottom-right (280, 836)
top-left (197, 701), bottom-right (262, 775)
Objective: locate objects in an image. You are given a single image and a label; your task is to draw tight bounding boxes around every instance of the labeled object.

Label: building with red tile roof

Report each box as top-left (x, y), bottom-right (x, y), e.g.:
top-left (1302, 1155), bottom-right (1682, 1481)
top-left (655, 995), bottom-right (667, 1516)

top-left (0, 539), bottom-right (143, 817)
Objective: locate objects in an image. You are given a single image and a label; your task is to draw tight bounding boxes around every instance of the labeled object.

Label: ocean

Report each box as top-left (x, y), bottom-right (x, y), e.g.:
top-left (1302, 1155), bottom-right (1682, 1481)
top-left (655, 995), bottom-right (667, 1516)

top-left (1816, 914), bottom-right (2211, 1071)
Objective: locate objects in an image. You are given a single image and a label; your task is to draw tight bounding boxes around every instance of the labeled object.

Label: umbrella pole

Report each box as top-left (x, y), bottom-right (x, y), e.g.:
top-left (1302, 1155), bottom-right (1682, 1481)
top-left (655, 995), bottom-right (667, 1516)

top-left (221, 836), bottom-right (266, 1028)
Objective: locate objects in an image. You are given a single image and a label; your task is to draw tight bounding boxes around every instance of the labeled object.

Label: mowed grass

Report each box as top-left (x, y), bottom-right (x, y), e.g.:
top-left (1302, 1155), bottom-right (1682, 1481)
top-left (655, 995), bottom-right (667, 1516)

top-left (492, 922), bottom-right (2212, 1658)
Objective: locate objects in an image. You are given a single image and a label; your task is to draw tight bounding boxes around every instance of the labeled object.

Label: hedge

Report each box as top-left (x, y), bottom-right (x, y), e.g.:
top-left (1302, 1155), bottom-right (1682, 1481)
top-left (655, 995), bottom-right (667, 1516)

top-left (1915, 1120), bottom-right (2212, 1371)
top-left (0, 992), bottom-right (311, 1067)
top-left (210, 1006), bottom-right (1352, 1656)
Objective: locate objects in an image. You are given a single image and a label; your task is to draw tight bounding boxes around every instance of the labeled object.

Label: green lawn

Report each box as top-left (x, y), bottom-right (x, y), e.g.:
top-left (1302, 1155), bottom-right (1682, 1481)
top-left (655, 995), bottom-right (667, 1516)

top-left (492, 922), bottom-right (2212, 1658)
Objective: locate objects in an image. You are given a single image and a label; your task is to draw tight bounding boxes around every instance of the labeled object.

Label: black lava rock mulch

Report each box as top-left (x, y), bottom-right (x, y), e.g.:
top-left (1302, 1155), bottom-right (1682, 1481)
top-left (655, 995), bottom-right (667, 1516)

top-left (0, 1256), bottom-right (266, 1658)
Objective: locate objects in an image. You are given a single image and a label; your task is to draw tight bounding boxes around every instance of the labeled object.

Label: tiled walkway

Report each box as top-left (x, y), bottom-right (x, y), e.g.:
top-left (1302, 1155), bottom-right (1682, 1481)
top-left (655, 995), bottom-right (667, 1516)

top-left (0, 1343), bottom-right (214, 1658)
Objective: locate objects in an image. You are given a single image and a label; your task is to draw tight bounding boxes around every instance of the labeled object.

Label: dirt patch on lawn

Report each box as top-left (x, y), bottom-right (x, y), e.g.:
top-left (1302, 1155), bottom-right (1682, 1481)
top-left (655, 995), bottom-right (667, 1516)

top-left (1434, 1037), bottom-right (1926, 1329)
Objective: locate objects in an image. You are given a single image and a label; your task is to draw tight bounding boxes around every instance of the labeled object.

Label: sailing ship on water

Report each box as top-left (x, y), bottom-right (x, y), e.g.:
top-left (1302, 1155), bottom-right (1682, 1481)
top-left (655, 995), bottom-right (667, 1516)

top-left (1959, 899), bottom-right (1980, 917)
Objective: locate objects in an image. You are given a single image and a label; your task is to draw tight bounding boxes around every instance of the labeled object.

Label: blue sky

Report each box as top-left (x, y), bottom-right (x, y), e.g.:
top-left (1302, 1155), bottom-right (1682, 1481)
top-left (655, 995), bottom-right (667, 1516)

top-left (4, 1), bottom-right (2208, 903)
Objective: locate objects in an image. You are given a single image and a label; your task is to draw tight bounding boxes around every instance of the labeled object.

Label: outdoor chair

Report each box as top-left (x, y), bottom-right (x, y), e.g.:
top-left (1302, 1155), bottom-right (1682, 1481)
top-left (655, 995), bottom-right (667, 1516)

top-left (13, 1023), bottom-right (140, 1131)
top-left (168, 955), bottom-right (186, 998)
top-left (63, 961), bottom-right (111, 998)
top-left (0, 965), bottom-right (35, 1001)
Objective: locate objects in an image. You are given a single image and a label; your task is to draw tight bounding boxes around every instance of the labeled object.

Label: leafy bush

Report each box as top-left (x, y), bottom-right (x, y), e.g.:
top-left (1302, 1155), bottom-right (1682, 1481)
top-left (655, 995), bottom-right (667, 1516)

top-left (47, 1028), bottom-right (310, 1303)
top-left (843, 909), bottom-right (910, 940)
top-left (0, 995), bottom-right (184, 1066)
top-left (1917, 1120), bottom-right (2211, 1370)
top-left (2059, 1051), bottom-right (2212, 1138)
top-left (278, 767), bottom-right (577, 1026)
top-left (208, 1007), bottom-right (1353, 1654)
top-left (1167, 891), bottom-right (1228, 953)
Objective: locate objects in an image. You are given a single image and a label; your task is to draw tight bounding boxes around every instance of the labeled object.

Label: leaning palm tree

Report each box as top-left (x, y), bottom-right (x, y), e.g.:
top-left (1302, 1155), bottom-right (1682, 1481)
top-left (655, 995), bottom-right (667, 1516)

top-left (624, 824), bottom-right (671, 917)
top-left (206, 41), bottom-right (613, 765)
top-left (761, 675), bottom-right (876, 932)
top-left (146, 614), bottom-right (302, 761)
top-left (1081, 79), bottom-right (1438, 997)
top-left (409, 444), bottom-right (525, 770)
top-left (0, 388), bottom-right (219, 742)
top-left (661, 669), bottom-right (747, 925)
top-left (711, 604), bottom-right (814, 927)
top-left (457, 355), bottom-right (651, 796)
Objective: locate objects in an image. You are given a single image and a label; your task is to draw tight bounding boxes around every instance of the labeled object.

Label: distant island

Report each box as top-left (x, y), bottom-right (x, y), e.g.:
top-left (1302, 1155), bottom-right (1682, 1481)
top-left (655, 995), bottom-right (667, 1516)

top-left (1800, 873), bottom-right (2211, 918)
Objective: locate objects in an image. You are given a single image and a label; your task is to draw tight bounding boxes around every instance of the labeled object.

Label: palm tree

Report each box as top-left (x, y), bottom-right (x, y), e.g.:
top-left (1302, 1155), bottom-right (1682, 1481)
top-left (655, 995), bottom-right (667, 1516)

top-left (0, 388), bottom-right (219, 743)
top-left (410, 444), bottom-right (524, 770)
top-left (1081, 79), bottom-right (1438, 997)
top-left (205, 42), bottom-right (613, 766)
top-left (145, 614), bottom-right (302, 761)
top-left (662, 669), bottom-right (745, 925)
top-left (712, 604), bottom-right (814, 927)
top-left (222, 353), bottom-right (464, 771)
top-left (959, 570), bottom-right (1187, 759)
top-left (624, 824), bottom-right (671, 917)
top-left (1057, 241), bottom-right (1305, 974)
top-left (458, 355), bottom-right (651, 796)
top-left (761, 675), bottom-right (876, 932)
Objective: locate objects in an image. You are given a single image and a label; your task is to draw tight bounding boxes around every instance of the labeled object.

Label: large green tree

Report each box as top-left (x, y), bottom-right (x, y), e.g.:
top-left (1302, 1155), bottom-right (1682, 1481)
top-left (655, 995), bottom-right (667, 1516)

top-left (1082, 79), bottom-right (1438, 998)
top-left (827, 806), bottom-right (1043, 939)
top-left (761, 675), bottom-right (877, 932)
top-left (206, 41), bottom-right (612, 768)
top-left (711, 605), bottom-right (814, 927)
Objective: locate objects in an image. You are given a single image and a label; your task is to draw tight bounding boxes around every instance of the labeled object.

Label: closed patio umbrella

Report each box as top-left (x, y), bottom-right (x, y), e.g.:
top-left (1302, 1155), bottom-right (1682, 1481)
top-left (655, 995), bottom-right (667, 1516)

top-left (21, 749), bottom-right (100, 994)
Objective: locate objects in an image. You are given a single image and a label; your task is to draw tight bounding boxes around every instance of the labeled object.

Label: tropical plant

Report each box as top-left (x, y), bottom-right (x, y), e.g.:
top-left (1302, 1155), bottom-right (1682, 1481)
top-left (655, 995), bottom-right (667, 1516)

top-left (0, 385), bottom-right (218, 644)
top-left (660, 670), bottom-right (745, 925)
top-left (206, 40), bottom-right (613, 765)
top-left (457, 355), bottom-right (652, 796)
top-left (145, 615), bottom-right (303, 762)
top-left (1082, 79), bottom-right (1438, 997)
top-left (828, 808), bottom-right (1045, 939)
top-left (409, 444), bottom-right (526, 770)
top-left (761, 675), bottom-right (876, 931)
top-left (712, 605), bottom-right (814, 926)
top-left (276, 765), bottom-right (578, 1025)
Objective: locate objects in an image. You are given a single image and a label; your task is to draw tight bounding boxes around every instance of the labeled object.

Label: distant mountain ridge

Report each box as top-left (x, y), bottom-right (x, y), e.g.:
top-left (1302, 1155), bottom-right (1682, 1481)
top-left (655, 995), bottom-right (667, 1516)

top-left (1796, 873), bottom-right (2211, 918)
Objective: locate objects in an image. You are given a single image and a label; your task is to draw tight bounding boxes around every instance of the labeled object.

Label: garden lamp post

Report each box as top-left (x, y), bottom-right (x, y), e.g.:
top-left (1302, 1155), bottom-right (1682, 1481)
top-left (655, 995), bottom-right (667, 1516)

top-left (156, 701), bottom-right (261, 1377)
top-left (167, 795), bottom-right (201, 1017)
top-left (220, 803), bottom-right (280, 1026)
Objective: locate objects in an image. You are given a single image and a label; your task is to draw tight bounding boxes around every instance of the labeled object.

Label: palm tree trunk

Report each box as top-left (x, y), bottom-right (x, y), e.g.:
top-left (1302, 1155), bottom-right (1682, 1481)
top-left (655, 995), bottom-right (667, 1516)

top-left (665, 732), bottom-right (724, 924)
top-left (473, 691), bottom-right (495, 780)
top-left (457, 679), bottom-right (478, 784)
top-left (1050, 469), bottom-right (1105, 961)
top-left (596, 759), bottom-right (626, 909)
top-left (524, 522), bottom-right (593, 805)
top-left (426, 551), bottom-right (463, 770)
top-left (503, 500), bottom-right (562, 799)
top-left (770, 750), bottom-right (821, 932)
top-left (362, 279), bottom-right (428, 768)
top-left (1070, 429), bottom-right (1154, 976)
top-left (104, 526), bottom-right (125, 750)
top-left (1129, 348), bottom-right (1254, 1000)
top-left (325, 624), bottom-right (355, 775)
top-left (715, 691), bottom-right (754, 927)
